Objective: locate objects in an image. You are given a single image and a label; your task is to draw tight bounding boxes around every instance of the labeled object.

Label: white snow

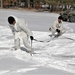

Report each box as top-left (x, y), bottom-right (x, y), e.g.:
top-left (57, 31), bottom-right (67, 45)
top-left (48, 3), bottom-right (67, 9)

top-left (0, 9), bottom-right (75, 75)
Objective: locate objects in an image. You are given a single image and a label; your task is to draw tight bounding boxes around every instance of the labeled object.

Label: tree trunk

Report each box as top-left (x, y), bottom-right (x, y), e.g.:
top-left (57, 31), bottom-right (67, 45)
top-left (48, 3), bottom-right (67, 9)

top-left (1, 0), bottom-right (3, 8)
top-left (28, 0), bottom-right (30, 8)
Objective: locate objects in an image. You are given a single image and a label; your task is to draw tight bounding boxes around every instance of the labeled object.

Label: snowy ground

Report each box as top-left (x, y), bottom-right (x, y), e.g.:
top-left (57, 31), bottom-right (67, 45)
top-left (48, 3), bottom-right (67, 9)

top-left (0, 9), bottom-right (75, 75)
